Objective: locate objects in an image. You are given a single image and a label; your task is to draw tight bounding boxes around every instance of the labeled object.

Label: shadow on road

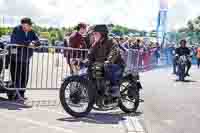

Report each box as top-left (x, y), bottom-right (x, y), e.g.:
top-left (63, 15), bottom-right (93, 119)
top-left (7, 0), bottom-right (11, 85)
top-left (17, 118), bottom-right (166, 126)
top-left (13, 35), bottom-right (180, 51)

top-left (0, 97), bottom-right (32, 110)
top-left (57, 111), bottom-right (143, 125)
top-left (174, 79), bottom-right (197, 83)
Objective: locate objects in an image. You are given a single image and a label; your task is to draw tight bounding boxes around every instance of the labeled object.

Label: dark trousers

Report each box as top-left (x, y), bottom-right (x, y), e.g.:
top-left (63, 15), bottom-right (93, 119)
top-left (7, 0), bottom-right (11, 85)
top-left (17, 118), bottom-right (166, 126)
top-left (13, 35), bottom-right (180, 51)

top-left (10, 60), bottom-right (30, 95)
top-left (186, 60), bottom-right (191, 74)
top-left (197, 58), bottom-right (200, 68)
top-left (172, 57), bottom-right (177, 74)
top-left (104, 64), bottom-right (123, 86)
top-left (0, 59), bottom-right (3, 74)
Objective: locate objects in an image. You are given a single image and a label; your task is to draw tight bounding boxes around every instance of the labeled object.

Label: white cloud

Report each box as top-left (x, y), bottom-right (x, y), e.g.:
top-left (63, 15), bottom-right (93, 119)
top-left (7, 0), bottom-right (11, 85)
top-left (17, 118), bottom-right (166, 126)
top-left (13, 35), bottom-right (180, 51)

top-left (0, 0), bottom-right (200, 31)
top-left (167, 0), bottom-right (200, 30)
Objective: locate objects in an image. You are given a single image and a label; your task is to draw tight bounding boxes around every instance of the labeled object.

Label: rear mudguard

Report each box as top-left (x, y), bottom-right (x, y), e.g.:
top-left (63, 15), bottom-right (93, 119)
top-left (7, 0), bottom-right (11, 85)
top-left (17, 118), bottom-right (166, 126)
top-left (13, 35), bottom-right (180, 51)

top-left (123, 74), bottom-right (142, 90)
top-left (136, 82), bottom-right (143, 90)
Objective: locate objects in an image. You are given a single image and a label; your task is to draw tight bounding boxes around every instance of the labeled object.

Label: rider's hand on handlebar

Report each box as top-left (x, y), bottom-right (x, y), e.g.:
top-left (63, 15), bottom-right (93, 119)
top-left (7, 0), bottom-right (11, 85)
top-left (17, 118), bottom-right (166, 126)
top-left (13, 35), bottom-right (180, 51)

top-left (104, 61), bottom-right (110, 68)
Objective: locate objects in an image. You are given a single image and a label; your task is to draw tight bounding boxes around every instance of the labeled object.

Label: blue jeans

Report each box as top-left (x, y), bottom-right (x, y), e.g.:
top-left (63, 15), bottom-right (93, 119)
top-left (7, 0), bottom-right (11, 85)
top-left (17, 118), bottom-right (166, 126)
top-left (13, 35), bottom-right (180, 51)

top-left (104, 64), bottom-right (123, 85)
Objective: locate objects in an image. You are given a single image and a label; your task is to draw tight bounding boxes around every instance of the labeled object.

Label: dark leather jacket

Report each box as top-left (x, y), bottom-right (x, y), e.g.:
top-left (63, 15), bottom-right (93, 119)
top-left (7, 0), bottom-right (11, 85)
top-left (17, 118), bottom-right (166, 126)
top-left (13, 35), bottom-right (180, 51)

top-left (88, 38), bottom-right (124, 66)
top-left (11, 25), bottom-right (39, 62)
top-left (175, 47), bottom-right (190, 56)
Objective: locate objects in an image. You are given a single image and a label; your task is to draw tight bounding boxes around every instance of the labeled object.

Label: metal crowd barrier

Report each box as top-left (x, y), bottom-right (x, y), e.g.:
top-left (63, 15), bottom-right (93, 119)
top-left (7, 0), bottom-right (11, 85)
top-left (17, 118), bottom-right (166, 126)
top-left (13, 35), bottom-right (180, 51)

top-left (0, 44), bottom-right (88, 90)
top-left (0, 44), bottom-right (159, 90)
top-left (123, 48), bottom-right (158, 71)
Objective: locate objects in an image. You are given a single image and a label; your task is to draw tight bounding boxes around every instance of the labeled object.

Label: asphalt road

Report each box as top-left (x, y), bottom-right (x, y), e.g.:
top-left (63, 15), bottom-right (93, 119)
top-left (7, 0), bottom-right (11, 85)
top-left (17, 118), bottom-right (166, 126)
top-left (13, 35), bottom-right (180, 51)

top-left (0, 88), bottom-right (145, 133)
top-left (1, 55), bottom-right (199, 133)
top-left (143, 66), bottom-right (200, 133)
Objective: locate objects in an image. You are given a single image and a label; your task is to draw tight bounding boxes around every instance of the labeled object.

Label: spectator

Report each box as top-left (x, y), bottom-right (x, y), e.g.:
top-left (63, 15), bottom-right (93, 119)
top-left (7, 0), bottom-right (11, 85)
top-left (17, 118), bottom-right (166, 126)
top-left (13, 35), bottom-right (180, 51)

top-left (131, 39), bottom-right (140, 49)
top-left (121, 38), bottom-right (131, 49)
top-left (172, 44), bottom-right (177, 74)
top-left (119, 37), bottom-right (126, 45)
top-left (67, 23), bottom-right (87, 75)
top-left (197, 46), bottom-right (200, 68)
top-left (84, 25), bottom-right (95, 49)
top-left (10, 17), bottom-right (40, 100)
top-left (0, 42), bottom-right (10, 73)
top-left (191, 46), bottom-right (197, 64)
top-left (154, 42), bottom-right (161, 65)
top-left (0, 42), bottom-right (4, 73)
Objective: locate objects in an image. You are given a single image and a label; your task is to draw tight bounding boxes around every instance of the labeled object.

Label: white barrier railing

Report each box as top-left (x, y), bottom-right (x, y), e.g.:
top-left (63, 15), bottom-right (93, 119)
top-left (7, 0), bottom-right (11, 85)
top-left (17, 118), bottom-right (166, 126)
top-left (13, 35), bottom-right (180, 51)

top-left (0, 44), bottom-right (158, 90)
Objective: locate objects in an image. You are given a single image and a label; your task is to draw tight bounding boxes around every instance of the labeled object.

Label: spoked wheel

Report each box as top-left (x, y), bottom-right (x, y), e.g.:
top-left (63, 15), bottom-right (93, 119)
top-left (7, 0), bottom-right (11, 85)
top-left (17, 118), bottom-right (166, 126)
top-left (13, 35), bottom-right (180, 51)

top-left (59, 76), bottom-right (95, 117)
top-left (118, 78), bottom-right (140, 113)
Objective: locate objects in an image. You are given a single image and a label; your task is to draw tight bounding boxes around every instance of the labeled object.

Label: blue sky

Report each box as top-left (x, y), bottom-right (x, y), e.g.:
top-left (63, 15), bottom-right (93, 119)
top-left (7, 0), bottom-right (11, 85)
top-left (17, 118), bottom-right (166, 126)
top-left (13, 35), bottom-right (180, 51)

top-left (0, 0), bottom-right (200, 31)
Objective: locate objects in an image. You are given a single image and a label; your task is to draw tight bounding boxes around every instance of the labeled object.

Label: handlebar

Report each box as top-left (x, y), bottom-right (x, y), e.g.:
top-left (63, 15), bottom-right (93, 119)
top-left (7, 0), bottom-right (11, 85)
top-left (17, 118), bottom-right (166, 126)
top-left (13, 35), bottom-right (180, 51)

top-left (0, 49), bottom-right (8, 56)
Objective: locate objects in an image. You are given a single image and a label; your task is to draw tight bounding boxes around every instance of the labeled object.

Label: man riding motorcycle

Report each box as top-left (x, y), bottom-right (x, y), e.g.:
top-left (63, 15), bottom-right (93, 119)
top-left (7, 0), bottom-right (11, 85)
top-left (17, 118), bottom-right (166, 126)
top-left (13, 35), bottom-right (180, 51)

top-left (88, 24), bottom-right (125, 98)
top-left (175, 39), bottom-right (192, 76)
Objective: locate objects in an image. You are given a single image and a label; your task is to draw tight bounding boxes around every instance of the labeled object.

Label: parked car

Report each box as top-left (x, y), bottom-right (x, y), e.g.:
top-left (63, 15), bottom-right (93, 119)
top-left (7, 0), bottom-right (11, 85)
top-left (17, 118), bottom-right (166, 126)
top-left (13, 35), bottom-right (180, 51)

top-left (55, 41), bottom-right (64, 53)
top-left (0, 35), bottom-right (11, 44)
top-left (35, 38), bottom-right (49, 52)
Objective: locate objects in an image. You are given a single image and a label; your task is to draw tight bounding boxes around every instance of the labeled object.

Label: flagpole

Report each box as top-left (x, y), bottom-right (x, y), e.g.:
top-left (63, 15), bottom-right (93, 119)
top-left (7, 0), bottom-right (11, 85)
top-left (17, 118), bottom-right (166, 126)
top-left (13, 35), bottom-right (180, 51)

top-left (156, 0), bottom-right (168, 48)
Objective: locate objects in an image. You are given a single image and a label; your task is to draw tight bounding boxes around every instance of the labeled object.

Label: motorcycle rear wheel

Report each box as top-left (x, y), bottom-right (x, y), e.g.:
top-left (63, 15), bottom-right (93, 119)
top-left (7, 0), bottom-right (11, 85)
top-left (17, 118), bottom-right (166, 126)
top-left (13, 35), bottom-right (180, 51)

top-left (118, 78), bottom-right (140, 113)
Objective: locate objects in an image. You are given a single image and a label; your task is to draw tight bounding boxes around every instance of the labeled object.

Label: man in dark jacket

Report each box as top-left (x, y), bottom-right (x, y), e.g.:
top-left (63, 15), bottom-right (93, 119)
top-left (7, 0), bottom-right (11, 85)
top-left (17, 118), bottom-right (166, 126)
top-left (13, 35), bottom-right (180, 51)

top-left (175, 39), bottom-right (191, 76)
top-left (10, 18), bottom-right (39, 100)
top-left (88, 25), bottom-right (124, 97)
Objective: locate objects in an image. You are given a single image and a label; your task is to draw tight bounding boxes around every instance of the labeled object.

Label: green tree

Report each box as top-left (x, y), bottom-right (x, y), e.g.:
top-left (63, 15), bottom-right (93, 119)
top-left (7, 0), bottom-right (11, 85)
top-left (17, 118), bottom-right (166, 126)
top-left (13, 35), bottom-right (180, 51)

top-left (0, 27), bottom-right (12, 37)
top-left (57, 30), bottom-right (64, 41)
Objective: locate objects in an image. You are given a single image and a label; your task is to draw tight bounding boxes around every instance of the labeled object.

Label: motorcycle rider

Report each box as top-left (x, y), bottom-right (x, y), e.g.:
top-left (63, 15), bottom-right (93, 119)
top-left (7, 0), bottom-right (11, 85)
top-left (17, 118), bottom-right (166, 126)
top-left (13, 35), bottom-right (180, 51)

top-left (88, 24), bottom-right (124, 98)
top-left (175, 39), bottom-right (192, 76)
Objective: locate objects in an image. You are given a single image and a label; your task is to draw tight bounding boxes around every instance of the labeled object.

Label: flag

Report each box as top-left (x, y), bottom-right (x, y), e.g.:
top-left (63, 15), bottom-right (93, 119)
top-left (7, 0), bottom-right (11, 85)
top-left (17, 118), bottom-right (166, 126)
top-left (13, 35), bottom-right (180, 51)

top-left (156, 11), bottom-right (161, 32)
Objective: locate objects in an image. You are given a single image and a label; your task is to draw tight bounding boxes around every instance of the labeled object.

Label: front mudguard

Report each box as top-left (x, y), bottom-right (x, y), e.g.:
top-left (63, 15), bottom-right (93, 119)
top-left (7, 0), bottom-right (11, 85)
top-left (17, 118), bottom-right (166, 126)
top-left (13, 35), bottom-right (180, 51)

top-left (63, 73), bottom-right (88, 81)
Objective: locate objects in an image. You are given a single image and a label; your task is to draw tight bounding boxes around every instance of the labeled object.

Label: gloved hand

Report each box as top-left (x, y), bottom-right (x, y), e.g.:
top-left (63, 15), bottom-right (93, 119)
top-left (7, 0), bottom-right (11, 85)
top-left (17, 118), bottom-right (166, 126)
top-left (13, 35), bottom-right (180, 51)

top-left (104, 61), bottom-right (110, 69)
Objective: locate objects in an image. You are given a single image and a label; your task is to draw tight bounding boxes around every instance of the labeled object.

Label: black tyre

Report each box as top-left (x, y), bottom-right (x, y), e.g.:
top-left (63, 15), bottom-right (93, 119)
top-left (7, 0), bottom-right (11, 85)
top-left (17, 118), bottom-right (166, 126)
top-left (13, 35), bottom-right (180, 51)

top-left (59, 76), bottom-right (95, 117)
top-left (178, 65), bottom-right (185, 81)
top-left (118, 78), bottom-right (140, 113)
top-left (7, 91), bottom-right (16, 101)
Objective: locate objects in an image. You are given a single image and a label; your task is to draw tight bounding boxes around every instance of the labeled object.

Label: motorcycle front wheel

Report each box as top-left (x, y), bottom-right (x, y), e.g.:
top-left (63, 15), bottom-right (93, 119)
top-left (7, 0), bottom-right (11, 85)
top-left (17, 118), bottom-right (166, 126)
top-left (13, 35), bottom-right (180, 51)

top-left (59, 76), bottom-right (95, 117)
top-left (118, 78), bottom-right (140, 113)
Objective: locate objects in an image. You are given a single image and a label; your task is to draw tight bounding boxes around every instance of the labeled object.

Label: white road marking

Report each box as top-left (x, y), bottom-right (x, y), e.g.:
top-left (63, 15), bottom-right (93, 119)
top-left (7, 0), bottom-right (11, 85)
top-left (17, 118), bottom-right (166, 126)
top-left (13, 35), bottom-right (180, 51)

top-left (122, 116), bottom-right (145, 133)
top-left (0, 111), bottom-right (76, 133)
top-left (130, 117), bottom-right (144, 132)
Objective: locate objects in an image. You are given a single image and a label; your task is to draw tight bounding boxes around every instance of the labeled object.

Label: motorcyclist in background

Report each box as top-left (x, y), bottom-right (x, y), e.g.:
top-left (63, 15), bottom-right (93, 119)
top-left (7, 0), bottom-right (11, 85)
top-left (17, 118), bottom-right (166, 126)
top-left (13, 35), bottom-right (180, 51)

top-left (175, 39), bottom-right (192, 76)
top-left (88, 25), bottom-right (124, 98)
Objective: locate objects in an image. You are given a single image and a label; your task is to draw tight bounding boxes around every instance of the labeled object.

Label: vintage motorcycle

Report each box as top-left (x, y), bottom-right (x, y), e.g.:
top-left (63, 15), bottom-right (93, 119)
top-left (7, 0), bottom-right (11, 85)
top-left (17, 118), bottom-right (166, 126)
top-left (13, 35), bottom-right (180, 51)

top-left (176, 55), bottom-right (189, 81)
top-left (59, 50), bottom-right (142, 117)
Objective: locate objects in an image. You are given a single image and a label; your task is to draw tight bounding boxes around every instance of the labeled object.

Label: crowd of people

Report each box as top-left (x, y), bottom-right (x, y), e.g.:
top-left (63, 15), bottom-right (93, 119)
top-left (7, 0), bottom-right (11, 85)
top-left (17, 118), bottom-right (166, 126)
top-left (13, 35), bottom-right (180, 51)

top-left (65, 23), bottom-right (161, 74)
